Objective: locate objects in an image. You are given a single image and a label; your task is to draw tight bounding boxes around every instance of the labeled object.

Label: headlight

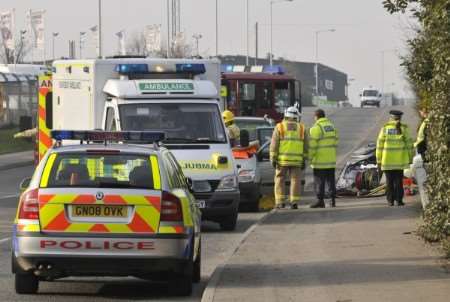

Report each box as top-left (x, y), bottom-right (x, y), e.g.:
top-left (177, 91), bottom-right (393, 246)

top-left (238, 169), bottom-right (256, 183)
top-left (216, 175), bottom-right (238, 191)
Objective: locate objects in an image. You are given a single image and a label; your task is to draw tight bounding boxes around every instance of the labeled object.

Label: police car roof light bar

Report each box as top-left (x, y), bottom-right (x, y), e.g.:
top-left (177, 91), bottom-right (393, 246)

top-left (51, 130), bottom-right (166, 144)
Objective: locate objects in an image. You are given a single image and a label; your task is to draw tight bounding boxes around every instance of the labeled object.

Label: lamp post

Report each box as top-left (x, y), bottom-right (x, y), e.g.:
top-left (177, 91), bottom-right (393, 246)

top-left (246, 0), bottom-right (249, 66)
top-left (193, 34), bottom-right (203, 57)
top-left (79, 31), bottom-right (86, 59)
top-left (314, 28), bottom-right (335, 96)
top-left (98, 0), bottom-right (102, 57)
top-left (52, 32), bottom-right (59, 61)
top-left (215, 0), bottom-right (219, 56)
top-left (270, 0), bottom-right (294, 66)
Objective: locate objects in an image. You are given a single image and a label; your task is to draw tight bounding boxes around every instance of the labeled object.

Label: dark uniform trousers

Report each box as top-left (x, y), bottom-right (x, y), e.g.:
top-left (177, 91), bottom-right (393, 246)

top-left (313, 168), bottom-right (336, 201)
top-left (384, 170), bottom-right (404, 204)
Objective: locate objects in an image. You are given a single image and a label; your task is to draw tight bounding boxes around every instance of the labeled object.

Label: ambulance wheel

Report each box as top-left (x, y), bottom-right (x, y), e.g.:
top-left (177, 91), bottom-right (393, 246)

top-left (171, 264), bottom-right (193, 296)
top-left (220, 211), bottom-right (238, 231)
top-left (15, 273), bottom-right (39, 294)
top-left (193, 240), bottom-right (201, 283)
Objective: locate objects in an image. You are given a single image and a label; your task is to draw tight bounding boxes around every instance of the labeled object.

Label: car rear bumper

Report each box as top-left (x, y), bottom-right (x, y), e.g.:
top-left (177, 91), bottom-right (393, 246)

top-left (13, 234), bottom-right (192, 276)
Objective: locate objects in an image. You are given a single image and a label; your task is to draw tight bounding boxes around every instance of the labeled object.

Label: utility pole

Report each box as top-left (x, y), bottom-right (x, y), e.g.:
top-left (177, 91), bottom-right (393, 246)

top-left (255, 22), bottom-right (258, 66)
top-left (98, 0), bottom-right (102, 57)
top-left (52, 32), bottom-right (59, 61)
top-left (215, 0), bottom-right (219, 56)
top-left (79, 31), bottom-right (86, 59)
top-left (166, 0), bottom-right (171, 58)
top-left (246, 0), bottom-right (249, 66)
top-left (193, 34), bottom-right (202, 57)
top-left (269, 0), bottom-right (294, 66)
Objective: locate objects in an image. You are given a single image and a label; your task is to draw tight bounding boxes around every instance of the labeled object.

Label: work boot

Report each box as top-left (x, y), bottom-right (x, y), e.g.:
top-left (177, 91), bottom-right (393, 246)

top-left (397, 200), bottom-right (405, 206)
top-left (388, 201), bottom-right (394, 206)
top-left (275, 203), bottom-right (286, 209)
top-left (290, 203), bottom-right (298, 210)
top-left (330, 199), bottom-right (336, 208)
top-left (310, 200), bottom-right (325, 208)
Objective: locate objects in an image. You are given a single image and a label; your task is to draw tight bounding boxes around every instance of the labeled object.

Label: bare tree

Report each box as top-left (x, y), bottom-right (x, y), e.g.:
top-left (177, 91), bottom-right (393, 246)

top-left (126, 30), bottom-right (193, 59)
top-left (0, 37), bottom-right (30, 64)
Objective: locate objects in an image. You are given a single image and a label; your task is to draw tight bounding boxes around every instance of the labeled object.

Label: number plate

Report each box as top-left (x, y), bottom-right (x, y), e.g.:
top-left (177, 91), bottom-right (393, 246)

top-left (71, 205), bottom-right (128, 218)
top-left (196, 200), bottom-right (206, 209)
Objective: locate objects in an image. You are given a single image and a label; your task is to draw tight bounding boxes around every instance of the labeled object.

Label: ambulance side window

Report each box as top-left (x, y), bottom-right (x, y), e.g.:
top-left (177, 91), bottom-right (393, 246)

top-left (45, 92), bottom-right (53, 129)
top-left (105, 107), bottom-right (117, 131)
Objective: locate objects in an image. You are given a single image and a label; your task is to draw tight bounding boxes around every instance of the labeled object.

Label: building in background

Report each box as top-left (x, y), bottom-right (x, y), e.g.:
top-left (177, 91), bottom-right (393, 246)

top-left (219, 55), bottom-right (348, 107)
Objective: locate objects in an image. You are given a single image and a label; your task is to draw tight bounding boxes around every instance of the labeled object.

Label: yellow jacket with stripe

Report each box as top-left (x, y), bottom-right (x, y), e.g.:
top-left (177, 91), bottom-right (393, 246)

top-left (376, 120), bottom-right (414, 171)
top-left (309, 117), bottom-right (338, 169)
top-left (270, 120), bottom-right (308, 167)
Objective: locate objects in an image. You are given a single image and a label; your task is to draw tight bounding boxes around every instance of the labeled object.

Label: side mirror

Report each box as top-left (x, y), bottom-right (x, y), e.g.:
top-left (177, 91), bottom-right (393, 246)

top-left (240, 129), bottom-right (250, 147)
top-left (19, 177), bottom-right (32, 192)
top-left (186, 177), bottom-right (194, 193)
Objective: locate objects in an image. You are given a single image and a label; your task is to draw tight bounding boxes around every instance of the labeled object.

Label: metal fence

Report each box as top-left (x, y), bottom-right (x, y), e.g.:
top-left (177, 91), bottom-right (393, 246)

top-left (0, 73), bottom-right (38, 128)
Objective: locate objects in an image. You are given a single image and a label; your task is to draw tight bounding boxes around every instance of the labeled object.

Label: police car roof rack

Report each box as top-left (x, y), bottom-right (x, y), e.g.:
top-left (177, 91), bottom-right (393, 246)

top-left (50, 130), bottom-right (166, 147)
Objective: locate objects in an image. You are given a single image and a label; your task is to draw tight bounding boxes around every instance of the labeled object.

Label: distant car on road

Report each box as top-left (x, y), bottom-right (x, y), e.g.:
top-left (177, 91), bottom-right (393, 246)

top-left (360, 87), bottom-right (382, 108)
top-left (12, 130), bottom-right (201, 296)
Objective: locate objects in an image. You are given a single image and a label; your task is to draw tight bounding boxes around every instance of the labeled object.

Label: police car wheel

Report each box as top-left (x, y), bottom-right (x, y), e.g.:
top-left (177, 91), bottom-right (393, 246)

top-left (171, 266), bottom-right (193, 296)
top-left (15, 273), bottom-right (39, 294)
top-left (220, 211), bottom-right (238, 231)
top-left (193, 240), bottom-right (201, 283)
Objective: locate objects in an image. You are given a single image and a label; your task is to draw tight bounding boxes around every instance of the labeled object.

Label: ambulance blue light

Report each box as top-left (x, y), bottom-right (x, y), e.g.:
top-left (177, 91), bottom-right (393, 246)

top-left (263, 65), bottom-right (285, 75)
top-left (176, 64), bottom-right (206, 74)
top-left (115, 64), bottom-right (149, 74)
top-left (51, 130), bottom-right (165, 143)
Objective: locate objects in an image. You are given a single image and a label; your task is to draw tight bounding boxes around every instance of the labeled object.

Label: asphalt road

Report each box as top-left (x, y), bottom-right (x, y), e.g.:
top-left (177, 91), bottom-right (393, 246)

top-left (0, 105), bottom-right (418, 301)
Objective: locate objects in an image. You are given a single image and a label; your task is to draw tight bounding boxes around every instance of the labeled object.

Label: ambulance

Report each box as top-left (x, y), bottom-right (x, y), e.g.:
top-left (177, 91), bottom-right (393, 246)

top-left (38, 58), bottom-right (239, 231)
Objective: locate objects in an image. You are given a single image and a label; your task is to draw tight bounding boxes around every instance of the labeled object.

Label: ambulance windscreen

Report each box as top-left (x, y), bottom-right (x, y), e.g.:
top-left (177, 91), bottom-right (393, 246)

top-left (119, 103), bottom-right (227, 144)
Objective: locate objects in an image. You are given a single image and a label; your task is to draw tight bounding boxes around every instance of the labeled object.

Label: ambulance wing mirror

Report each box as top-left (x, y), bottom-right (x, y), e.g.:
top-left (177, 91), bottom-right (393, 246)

top-left (19, 177), bottom-right (32, 192)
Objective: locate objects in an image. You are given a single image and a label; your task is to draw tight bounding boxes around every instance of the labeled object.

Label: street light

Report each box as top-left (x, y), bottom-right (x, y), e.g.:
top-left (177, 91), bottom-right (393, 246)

top-left (215, 0), bottom-right (219, 56)
top-left (52, 32), bottom-right (59, 61)
top-left (192, 34), bottom-right (203, 57)
top-left (270, 0), bottom-right (294, 66)
top-left (314, 28), bottom-right (336, 96)
top-left (79, 31), bottom-right (86, 59)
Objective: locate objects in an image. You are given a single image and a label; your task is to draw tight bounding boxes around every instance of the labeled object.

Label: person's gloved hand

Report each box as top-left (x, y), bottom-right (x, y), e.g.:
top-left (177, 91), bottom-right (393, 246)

top-left (271, 161), bottom-right (277, 169)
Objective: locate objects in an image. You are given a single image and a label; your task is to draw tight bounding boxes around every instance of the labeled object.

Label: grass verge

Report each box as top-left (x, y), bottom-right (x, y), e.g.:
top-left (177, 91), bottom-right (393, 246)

top-left (0, 126), bottom-right (34, 155)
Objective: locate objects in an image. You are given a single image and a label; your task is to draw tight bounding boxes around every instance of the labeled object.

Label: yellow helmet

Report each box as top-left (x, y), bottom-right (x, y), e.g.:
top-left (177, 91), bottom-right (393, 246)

top-left (222, 110), bottom-right (235, 124)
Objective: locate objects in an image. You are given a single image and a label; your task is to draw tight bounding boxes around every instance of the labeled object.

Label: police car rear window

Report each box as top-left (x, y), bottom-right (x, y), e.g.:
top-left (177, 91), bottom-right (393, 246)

top-left (44, 153), bottom-right (156, 189)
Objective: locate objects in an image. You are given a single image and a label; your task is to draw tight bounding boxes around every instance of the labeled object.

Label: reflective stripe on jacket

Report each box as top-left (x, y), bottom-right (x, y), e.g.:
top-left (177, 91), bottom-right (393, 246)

top-left (309, 117), bottom-right (338, 169)
top-left (270, 120), bottom-right (306, 167)
top-left (376, 121), bottom-right (414, 171)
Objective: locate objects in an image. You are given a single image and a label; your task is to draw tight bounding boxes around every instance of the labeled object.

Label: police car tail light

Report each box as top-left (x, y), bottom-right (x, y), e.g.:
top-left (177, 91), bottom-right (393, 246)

top-left (18, 189), bottom-right (39, 220)
top-left (160, 191), bottom-right (183, 222)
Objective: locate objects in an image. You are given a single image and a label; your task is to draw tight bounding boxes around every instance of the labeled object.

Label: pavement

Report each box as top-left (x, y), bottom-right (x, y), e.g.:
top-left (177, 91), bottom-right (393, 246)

top-left (208, 196), bottom-right (450, 302)
top-left (0, 150), bottom-right (34, 171)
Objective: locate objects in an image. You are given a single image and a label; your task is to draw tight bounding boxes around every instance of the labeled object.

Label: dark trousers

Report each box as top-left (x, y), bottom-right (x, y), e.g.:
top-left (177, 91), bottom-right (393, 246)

top-left (313, 168), bottom-right (336, 201)
top-left (384, 170), bottom-right (404, 204)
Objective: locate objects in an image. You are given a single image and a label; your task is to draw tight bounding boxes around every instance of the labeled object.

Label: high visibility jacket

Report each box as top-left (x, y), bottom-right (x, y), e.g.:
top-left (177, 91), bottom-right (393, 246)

top-left (414, 118), bottom-right (429, 148)
top-left (270, 120), bottom-right (307, 167)
top-left (376, 120), bottom-right (414, 171)
top-left (227, 123), bottom-right (240, 146)
top-left (309, 117), bottom-right (338, 169)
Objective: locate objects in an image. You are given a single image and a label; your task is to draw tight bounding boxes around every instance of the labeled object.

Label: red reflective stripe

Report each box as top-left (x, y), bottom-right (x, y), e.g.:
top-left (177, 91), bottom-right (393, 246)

top-left (103, 195), bottom-right (127, 205)
top-left (44, 211), bottom-right (71, 231)
top-left (174, 226), bottom-right (185, 233)
top-left (89, 224), bottom-right (109, 232)
top-left (145, 196), bottom-right (161, 212)
top-left (39, 130), bottom-right (52, 148)
top-left (72, 195), bottom-right (96, 204)
top-left (128, 213), bottom-right (154, 233)
top-left (39, 87), bottom-right (49, 96)
top-left (38, 106), bottom-right (46, 120)
top-left (39, 194), bottom-right (55, 207)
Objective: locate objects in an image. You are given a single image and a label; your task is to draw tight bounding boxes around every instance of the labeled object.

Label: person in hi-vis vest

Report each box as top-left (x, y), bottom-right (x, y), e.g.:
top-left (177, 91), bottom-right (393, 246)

top-left (270, 106), bottom-right (308, 210)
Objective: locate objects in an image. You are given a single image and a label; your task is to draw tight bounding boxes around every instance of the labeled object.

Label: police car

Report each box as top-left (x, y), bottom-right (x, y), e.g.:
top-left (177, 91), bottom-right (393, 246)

top-left (12, 130), bottom-right (201, 296)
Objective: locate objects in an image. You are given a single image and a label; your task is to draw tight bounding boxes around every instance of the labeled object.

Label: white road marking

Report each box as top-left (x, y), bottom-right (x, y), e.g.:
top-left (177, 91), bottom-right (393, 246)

top-left (0, 194), bottom-right (19, 200)
top-left (0, 237), bottom-right (10, 244)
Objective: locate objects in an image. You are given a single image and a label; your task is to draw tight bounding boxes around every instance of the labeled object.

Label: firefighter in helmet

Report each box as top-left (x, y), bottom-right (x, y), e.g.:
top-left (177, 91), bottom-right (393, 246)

top-left (222, 110), bottom-right (240, 147)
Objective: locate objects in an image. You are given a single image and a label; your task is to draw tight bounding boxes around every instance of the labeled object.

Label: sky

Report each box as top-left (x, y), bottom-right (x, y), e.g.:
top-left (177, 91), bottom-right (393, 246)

top-left (2, 0), bottom-right (416, 105)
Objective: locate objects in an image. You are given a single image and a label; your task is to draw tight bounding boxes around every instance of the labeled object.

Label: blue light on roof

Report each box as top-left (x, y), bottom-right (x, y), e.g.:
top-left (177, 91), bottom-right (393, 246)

top-left (263, 65), bottom-right (285, 75)
top-left (51, 130), bottom-right (74, 141)
top-left (115, 64), bottom-right (149, 74)
top-left (221, 64), bottom-right (234, 73)
top-left (176, 64), bottom-right (206, 75)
